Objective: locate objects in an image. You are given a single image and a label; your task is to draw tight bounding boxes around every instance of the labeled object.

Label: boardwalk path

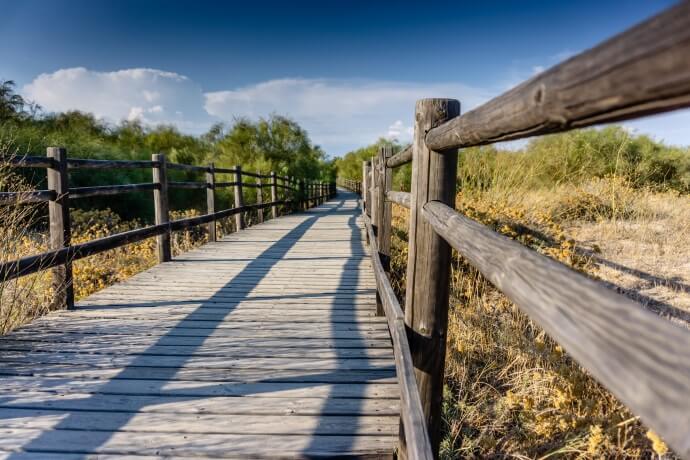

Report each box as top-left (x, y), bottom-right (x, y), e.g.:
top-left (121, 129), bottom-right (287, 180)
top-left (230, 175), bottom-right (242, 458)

top-left (0, 191), bottom-right (399, 458)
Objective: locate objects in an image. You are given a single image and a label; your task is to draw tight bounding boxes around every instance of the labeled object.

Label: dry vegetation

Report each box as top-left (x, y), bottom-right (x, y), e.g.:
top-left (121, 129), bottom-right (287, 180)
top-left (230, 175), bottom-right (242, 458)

top-left (0, 157), bottom-right (211, 334)
top-left (389, 174), bottom-right (689, 459)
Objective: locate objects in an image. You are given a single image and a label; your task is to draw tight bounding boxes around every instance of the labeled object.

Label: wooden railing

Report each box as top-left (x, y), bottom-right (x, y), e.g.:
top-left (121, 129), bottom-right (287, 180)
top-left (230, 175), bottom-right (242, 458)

top-left (1, 148), bottom-right (335, 310)
top-left (340, 3), bottom-right (690, 459)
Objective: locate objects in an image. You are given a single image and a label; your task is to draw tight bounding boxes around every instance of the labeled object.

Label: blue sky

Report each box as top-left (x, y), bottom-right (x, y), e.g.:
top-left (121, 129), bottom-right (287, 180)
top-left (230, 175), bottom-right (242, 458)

top-left (1, 0), bottom-right (687, 156)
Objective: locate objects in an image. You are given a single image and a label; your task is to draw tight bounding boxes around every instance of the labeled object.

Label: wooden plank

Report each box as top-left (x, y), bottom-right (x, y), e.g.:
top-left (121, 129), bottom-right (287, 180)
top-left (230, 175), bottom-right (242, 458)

top-left (0, 408), bottom-right (398, 435)
top-left (386, 145), bottom-right (412, 168)
top-left (0, 428), bottom-right (395, 458)
top-left (70, 183), bottom-right (157, 199)
top-left (423, 200), bottom-right (690, 457)
top-left (0, 376), bottom-right (398, 399)
top-left (386, 191), bottom-right (410, 209)
top-left (0, 391), bottom-right (400, 415)
top-left (425, 2), bottom-right (690, 151)
top-left (0, 190), bottom-right (399, 458)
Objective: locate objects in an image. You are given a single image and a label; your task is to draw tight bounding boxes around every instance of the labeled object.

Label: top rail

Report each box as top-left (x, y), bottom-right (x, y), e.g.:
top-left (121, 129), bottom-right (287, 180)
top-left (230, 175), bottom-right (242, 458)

top-left (68, 158), bottom-right (160, 169)
top-left (386, 146), bottom-right (412, 168)
top-left (426, 2), bottom-right (690, 151)
top-left (1, 156), bottom-right (56, 168)
top-left (422, 200), bottom-right (690, 457)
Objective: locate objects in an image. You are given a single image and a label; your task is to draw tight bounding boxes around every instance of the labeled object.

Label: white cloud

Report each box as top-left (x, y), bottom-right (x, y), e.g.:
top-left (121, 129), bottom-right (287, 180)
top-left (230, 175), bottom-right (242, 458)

top-left (23, 67), bottom-right (210, 131)
top-left (21, 67), bottom-right (690, 156)
top-left (204, 78), bottom-right (493, 154)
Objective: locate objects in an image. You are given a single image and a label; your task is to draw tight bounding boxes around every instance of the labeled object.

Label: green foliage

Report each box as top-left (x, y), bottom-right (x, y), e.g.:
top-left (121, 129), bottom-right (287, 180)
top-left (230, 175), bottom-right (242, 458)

top-left (336, 126), bottom-right (689, 194)
top-left (1, 81), bottom-right (335, 220)
top-left (458, 127), bottom-right (690, 193)
top-left (333, 138), bottom-right (412, 190)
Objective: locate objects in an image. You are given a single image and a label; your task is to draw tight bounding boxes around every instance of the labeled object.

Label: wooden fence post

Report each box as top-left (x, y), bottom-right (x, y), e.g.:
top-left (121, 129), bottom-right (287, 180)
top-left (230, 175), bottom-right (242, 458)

top-left (234, 165), bottom-right (244, 230)
top-left (256, 172), bottom-right (264, 224)
top-left (206, 163), bottom-right (216, 242)
top-left (362, 161), bottom-right (370, 215)
top-left (404, 98), bottom-right (460, 457)
top-left (375, 145), bottom-right (393, 317)
top-left (46, 147), bottom-right (74, 310)
top-left (370, 157), bottom-right (379, 233)
top-left (152, 153), bottom-right (171, 263)
top-left (271, 172), bottom-right (278, 219)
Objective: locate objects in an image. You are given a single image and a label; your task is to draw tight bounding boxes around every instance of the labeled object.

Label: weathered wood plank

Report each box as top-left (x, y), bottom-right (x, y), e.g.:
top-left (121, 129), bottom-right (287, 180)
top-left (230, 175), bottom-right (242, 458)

top-left (0, 190), bottom-right (399, 458)
top-left (425, 2), bottom-right (690, 151)
top-left (423, 200), bottom-right (690, 457)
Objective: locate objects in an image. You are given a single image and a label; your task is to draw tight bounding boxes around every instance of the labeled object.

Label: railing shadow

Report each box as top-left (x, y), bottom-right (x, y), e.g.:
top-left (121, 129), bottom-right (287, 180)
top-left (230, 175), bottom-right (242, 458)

top-left (0, 191), bottom-right (395, 457)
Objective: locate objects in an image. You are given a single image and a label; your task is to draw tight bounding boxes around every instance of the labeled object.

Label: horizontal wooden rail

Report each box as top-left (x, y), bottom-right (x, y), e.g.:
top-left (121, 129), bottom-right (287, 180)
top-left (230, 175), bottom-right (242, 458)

top-left (426, 2), bottom-right (690, 151)
top-left (239, 170), bottom-right (268, 179)
top-left (166, 162), bottom-right (209, 172)
top-left (362, 213), bottom-right (433, 460)
top-left (215, 181), bottom-right (238, 188)
top-left (69, 183), bottom-right (157, 199)
top-left (0, 190), bottom-right (56, 205)
top-left (386, 146), bottom-right (412, 168)
top-left (0, 199), bottom-right (290, 282)
top-left (212, 167), bottom-right (237, 174)
top-left (1, 156), bottom-right (56, 168)
top-left (168, 181), bottom-right (207, 189)
top-left (67, 158), bottom-right (159, 169)
top-left (422, 200), bottom-right (690, 457)
top-left (386, 191), bottom-right (411, 209)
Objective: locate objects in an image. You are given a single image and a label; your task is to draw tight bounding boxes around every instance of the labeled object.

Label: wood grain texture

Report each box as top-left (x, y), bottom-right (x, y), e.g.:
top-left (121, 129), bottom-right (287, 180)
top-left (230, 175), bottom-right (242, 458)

top-left (152, 153), bottom-right (171, 263)
top-left (206, 164), bottom-right (216, 242)
top-left (233, 165), bottom-right (245, 230)
top-left (386, 145), bottom-right (412, 168)
top-left (0, 190), bottom-right (398, 458)
top-left (405, 99), bottom-right (460, 457)
top-left (426, 2), bottom-right (690, 151)
top-left (386, 191), bottom-right (410, 209)
top-left (69, 183), bottom-right (157, 199)
top-left (375, 146), bottom-right (393, 317)
top-left (46, 147), bottom-right (74, 310)
top-left (423, 200), bottom-right (690, 458)
top-left (256, 172), bottom-right (264, 223)
top-left (271, 171), bottom-right (278, 219)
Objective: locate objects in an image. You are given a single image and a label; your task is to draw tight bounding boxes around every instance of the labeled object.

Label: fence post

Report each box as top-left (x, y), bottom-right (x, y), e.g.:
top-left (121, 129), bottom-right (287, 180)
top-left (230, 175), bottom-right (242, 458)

top-left (206, 163), bottom-right (216, 242)
top-left (152, 153), bottom-right (171, 263)
top-left (270, 172), bottom-right (278, 219)
top-left (375, 145), bottom-right (393, 317)
top-left (370, 156), bottom-right (379, 232)
top-left (362, 161), bottom-right (370, 215)
top-left (46, 147), bottom-right (74, 310)
top-left (234, 165), bottom-right (245, 230)
top-left (255, 171), bottom-right (264, 224)
top-left (404, 98), bottom-right (460, 457)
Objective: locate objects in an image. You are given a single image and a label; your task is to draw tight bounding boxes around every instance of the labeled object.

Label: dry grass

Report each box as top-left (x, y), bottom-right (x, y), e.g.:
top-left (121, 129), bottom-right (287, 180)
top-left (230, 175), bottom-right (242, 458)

top-left (0, 156), bottom-right (210, 334)
top-left (389, 176), bottom-right (688, 459)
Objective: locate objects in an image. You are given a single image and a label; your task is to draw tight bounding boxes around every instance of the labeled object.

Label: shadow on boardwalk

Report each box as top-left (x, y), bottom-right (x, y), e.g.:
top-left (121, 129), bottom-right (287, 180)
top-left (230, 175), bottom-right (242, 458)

top-left (0, 191), bottom-right (396, 458)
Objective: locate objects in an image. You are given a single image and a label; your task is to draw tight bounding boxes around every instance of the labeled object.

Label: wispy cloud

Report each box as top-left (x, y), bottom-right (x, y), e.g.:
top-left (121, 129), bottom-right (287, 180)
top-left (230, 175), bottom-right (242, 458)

top-left (22, 66), bottom-right (690, 155)
top-left (23, 67), bottom-right (211, 132)
top-left (204, 78), bottom-right (494, 154)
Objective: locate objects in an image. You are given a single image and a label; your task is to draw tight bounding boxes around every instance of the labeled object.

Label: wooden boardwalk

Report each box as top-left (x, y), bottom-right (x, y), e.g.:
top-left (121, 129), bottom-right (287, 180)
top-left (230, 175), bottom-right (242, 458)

top-left (0, 191), bottom-right (399, 458)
